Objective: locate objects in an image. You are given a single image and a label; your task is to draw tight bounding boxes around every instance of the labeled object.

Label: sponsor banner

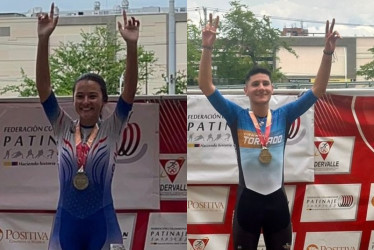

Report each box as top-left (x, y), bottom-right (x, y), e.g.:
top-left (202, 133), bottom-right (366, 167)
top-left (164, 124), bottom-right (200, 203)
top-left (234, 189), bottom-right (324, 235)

top-left (283, 96), bottom-right (315, 183)
top-left (0, 213), bottom-right (52, 250)
top-left (285, 185), bottom-right (296, 215)
top-left (369, 231), bottom-right (374, 250)
top-left (144, 213), bottom-right (187, 250)
top-left (117, 213), bottom-right (137, 250)
top-left (111, 103), bottom-right (160, 209)
top-left (187, 234), bottom-right (230, 250)
top-left (0, 102), bottom-right (159, 209)
top-left (187, 186), bottom-right (230, 224)
top-left (187, 95), bottom-right (237, 184)
top-left (187, 94), bottom-right (315, 184)
top-left (366, 184), bottom-right (374, 221)
top-left (304, 231), bottom-right (361, 249)
top-left (314, 136), bottom-right (355, 174)
top-left (257, 233), bottom-right (296, 250)
top-left (159, 154), bottom-right (187, 200)
top-left (0, 212), bottom-right (137, 250)
top-left (301, 184), bottom-right (361, 222)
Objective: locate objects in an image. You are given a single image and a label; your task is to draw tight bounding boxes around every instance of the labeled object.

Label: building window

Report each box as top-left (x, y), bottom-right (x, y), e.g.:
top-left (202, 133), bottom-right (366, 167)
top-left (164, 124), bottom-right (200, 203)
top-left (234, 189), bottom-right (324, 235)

top-left (0, 27), bottom-right (10, 37)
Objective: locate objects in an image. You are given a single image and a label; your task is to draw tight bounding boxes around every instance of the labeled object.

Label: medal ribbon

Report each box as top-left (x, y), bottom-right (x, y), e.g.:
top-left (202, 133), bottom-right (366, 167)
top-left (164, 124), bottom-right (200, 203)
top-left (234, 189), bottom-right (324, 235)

top-left (249, 110), bottom-right (272, 149)
top-left (75, 122), bottom-right (99, 171)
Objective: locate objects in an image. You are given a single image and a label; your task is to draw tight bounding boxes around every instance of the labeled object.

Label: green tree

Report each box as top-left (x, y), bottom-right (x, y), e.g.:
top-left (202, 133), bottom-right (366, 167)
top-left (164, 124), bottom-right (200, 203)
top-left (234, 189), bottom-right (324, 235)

top-left (357, 47), bottom-right (374, 80)
top-left (138, 50), bottom-right (157, 95)
top-left (156, 70), bottom-right (187, 94)
top-left (186, 0), bottom-right (294, 86)
top-left (214, 0), bottom-right (294, 84)
top-left (187, 20), bottom-right (201, 86)
top-left (1, 27), bottom-right (156, 96)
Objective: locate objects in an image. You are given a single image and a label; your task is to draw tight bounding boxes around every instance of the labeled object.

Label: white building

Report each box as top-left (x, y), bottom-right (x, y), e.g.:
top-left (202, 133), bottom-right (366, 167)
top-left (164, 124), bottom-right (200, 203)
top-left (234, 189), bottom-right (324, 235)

top-left (0, 3), bottom-right (187, 96)
top-left (277, 36), bottom-right (374, 86)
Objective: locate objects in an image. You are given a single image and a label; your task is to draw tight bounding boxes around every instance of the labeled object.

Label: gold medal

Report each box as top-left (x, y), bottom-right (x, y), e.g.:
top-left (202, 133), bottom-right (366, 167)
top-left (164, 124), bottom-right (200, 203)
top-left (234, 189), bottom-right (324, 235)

top-left (74, 121), bottom-right (99, 191)
top-left (259, 147), bottom-right (272, 164)
top-left (249, 110), bottom-right (273, 165)
top-left (73, 171), bottom-right (89, 190)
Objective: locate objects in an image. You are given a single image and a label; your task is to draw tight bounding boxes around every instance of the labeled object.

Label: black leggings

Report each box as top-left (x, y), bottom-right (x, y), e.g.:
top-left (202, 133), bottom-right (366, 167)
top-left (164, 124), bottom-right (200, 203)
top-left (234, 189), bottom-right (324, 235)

top-left (233, 186), bottom-right (292, 250)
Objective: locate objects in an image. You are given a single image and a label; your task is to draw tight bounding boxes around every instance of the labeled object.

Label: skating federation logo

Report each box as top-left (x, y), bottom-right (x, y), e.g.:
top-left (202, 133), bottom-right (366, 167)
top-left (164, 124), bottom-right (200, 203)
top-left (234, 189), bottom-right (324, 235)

top-left (117, 123), bottom-right (147, 163)
top-left (314, 140), bottom-right (334, 160)
top-left (288, 117), bottom-right (301, 139)
top-left (188, 238), bottom-right (209, 250)
top-left (287, 117), bottom-right (306, 145)
top-left (160, 158), bottom-right (185, 183)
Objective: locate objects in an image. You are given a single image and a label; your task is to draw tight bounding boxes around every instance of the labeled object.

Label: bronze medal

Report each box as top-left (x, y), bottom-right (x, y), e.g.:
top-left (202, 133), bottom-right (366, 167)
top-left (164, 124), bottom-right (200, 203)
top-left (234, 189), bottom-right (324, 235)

top-left (73, 171), bottom-right (89, 190)
top-left (259, 147), bottom-right (272, 164)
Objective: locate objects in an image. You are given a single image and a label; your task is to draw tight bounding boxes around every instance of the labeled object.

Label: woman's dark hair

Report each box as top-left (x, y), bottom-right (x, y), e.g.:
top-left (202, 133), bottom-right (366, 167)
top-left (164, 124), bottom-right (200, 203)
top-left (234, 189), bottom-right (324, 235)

top-left (244, 66), bottom-right (272, 83)
top-left (73, 73), bottom-right (108, 102)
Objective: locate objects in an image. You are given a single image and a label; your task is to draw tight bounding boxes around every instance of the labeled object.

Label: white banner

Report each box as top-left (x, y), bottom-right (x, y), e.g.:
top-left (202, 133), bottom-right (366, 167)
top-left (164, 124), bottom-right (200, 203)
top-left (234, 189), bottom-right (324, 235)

top-left (187, 234), bottom-right (230, 250)
top-left (314, 136), bottom-right (355, 174)
top-left (187, 186), bottom-right (230, 224)
top-left (111, 103), bottom-right (160, 209)
top-left (257, 233), bottom-right (296, 250)
top-left (369, 231), bottom-right (374, 250)
top-left (0, 212), bottom-right (137, 250)
top-left (366, 184), bottom-right (374, 221)
top-left (144, 213), bottom-right (187, 250)
top-left (187, 94), bottom-right (315, 184)
top-left (304, 231), bottom-right (361, 249)
top-left (117, 213), bottom-right (137, 250)
top-left (159, 154), bottom-right (187, 200)
top-left (0, 213), bottom-right (52, 250)
top-left (0, 102), bottom-right (159, 209)
top-left (285, 185), bottom-right (297, 215)
top-left (301, 184), bottom-right (361, 222)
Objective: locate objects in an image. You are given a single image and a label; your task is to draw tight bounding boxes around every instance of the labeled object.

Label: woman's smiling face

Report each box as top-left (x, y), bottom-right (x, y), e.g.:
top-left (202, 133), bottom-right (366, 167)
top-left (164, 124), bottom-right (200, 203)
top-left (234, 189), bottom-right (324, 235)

top-left (73, 79), bottom-right (104, 126)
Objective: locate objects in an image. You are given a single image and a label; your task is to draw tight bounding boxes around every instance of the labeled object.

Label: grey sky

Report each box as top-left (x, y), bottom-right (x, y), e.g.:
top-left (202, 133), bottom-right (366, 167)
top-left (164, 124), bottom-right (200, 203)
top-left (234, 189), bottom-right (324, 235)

top-left (1, 0), bottom-right (186, 13)
top-left (188, 0), bottom-right (374, 37)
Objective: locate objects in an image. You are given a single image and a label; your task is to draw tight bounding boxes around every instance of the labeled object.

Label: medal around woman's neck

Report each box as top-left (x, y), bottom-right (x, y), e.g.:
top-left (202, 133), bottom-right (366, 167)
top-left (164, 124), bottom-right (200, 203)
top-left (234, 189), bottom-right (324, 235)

top-left (73, 121), bottom-right (99, 190)
top-left (249, 110), bottom-right (272, 164)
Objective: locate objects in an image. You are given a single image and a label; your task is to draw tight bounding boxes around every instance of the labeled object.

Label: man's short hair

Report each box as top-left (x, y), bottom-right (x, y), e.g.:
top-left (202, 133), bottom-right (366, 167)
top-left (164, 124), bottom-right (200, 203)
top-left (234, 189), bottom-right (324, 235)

top-left (244, 66), bottom-right (272, 83)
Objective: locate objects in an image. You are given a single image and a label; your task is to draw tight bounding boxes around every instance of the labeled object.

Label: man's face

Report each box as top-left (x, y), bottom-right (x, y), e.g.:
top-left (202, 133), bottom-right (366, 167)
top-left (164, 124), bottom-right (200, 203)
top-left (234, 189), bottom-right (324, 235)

top-left (244, 73), bottom-right (273, 105)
